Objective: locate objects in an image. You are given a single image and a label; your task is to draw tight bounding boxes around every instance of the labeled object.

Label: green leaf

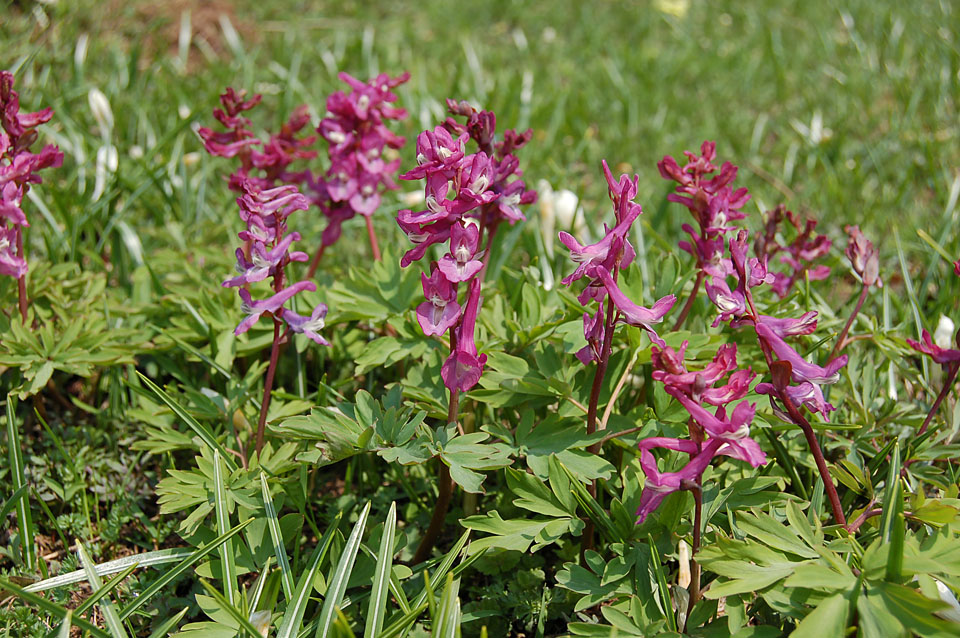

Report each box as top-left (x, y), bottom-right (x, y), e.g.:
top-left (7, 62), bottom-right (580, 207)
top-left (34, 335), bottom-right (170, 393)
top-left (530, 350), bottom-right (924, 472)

top-left (0, 578), bottom-right (111, 638)
top-left (6, 394), bottom-right (36, 571)
top-left (275, 512), bottom-right (341, 638)
top-left (198, 578), bottom-right (264, 638)
top-left (260, 472), bottom-right (295, 601)
top-left (789, 592), bottom-right (847, 638)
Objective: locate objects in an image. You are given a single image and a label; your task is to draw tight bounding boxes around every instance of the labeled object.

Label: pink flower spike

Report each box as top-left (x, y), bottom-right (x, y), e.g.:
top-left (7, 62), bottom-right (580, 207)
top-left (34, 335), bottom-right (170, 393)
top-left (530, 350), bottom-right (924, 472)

top-left (907, 329), bottom-right (960, 365)
top-left (666, 389), bottom-right (766, 468)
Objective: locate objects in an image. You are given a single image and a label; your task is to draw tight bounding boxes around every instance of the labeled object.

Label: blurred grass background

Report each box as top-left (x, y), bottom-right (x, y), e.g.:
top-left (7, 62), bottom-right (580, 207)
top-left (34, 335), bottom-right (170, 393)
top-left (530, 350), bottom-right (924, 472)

top-left (2, 0), bottom-right (958, 298)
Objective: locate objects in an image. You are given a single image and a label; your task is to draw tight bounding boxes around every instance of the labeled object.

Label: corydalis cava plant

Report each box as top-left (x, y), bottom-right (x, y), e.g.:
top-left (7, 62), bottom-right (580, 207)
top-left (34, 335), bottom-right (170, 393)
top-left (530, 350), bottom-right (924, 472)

top-left (308, 71), bottom-right (410, 272)
top-left (0, 71), bottom-right (63, 322)
top-left (559, 160), bottom-right (676, 553)
top-left (662, 141), bottom-right (849, 526)
top-left (397, 99), bottom-right (536, 563)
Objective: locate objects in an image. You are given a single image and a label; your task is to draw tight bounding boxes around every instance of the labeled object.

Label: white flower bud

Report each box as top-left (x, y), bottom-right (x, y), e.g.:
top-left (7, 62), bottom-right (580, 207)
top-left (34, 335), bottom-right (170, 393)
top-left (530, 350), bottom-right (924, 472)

top-left (934, 315), bottom-right (956, 350)
top-left (87, 88), bottom-right (113, 136)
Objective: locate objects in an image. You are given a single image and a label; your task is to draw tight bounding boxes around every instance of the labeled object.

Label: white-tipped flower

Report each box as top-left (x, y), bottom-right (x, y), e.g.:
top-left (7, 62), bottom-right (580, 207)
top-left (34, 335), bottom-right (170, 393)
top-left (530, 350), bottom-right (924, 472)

top-left (935, 315), bottom-right (956, 350)
top-left (87, 88), bottom-right (113, 136)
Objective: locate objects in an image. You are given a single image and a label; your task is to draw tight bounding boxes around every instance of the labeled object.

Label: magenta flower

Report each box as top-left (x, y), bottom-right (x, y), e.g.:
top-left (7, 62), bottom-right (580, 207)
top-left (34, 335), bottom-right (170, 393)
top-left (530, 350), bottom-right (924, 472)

top-left (416, 268), bottom-right (461, 337)
top-left (636, 437), bottom-right (723, 524)
top-left (844, 225), bottom-right (882, 288)
top-left (0, 71), bottom-right (62, 285)
top-left (907, 330), bottom-right (960, 365)
top-left (756, 322), bottom-right (848, 384)
top-left (756, 380), bottom-right (836, 420)
top-left (598, 268), bottom-right (675, 347)
top-left (576, 303), bottom-right (607, 365)
top-left (437, 222), bottom-right (483, 282)
top-left (558, 204), bottom-right (641, 286)
top-left (755, 206), bottom-right (832, 298)
top-left (441, 279), bottom-right (487, 393)
top-left (666, 389), bottom-right (767, 468)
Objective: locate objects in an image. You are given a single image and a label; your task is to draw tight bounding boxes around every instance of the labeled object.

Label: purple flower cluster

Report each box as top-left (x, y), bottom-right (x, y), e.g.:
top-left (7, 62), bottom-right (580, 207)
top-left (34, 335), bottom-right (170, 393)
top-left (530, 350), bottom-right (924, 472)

top-left (223, 178), bottom-right (329, 346)
top-left (754, 205), bottom-right (832, 298)
top-left (0, 71), bottom-right (62, 278)
top-left (658, 141), bottom-right (749, 280)
top-left (560, 161), bottom-right (676, 364)
top-left (636, 342), bottom-right (766, 523)
top-left (198, 88), bottom-right (316, 194)
top-left (397, 101), bottom-right (537, 394)
top-left (311, 72), bottom-right (410, 251)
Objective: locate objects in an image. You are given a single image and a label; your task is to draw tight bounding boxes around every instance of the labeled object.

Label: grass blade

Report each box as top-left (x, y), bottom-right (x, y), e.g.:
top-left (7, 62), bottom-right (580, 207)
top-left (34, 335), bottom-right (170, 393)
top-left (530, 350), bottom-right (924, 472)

top-left (214, 450), bottom-right (238, 606)
top-left (364, 501), bottom-right (397, 638)
top-left (316, 502), bottom-right (372, 638)
top-left (276, 511), bottom-right (342, 638)
top-left (410, 530), bottom-right (470, 611)
top-left (73, 563), bottom-right (140, 617)
top-left (135, 371), bottom-right (238, 471)
top-left (261, 471), bottom-right (295, 601)
top-left (198, 578), bottom-right (264, 638)
top-left (0, 578), bottom-right (111, 638)
top-left (118, 518), bottom-right (253, 620)
top-left (77, 542), bottom-right (130, 638)
top-left (146, 607), bottom-right (189, 638)
top-left (6, 394), bottom-right (36, 571)
top-left (879, 442), bottom-right (901, 542)
top-left (26, 548), bottom-right (191, 592)
top-left (648, 535), bottom-right (677, 632)
top-left (432, 574), bottom-right (461, 638)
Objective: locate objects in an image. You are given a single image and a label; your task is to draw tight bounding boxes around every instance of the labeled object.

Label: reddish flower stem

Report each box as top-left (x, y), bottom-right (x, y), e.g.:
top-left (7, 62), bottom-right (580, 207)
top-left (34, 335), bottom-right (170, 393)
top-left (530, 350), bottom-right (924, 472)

top-left (681, 480), bottom-right (703, 631)
top-left (583, 287), bottom-right (620, 557)
top-left (255, 319), bottom-right (285, 457)
top-left (741, 267), bottom-right (845, 526)
top-left (364, 215), bottom-right (382, 262)
top-left (16, 227), bottom-right (27, 322)
top-left (781, 394), bottom-right (846, 526)
top-left (413, 344), bottom-right (461, 564)
top-left (919, 362), bottom-right (960, 436)
top-left (672, 270), bottom-right (704, 332)
top-left (306, 243), bottom-right (325, 279)
top-left (829, 284), bottom-right (868, 360)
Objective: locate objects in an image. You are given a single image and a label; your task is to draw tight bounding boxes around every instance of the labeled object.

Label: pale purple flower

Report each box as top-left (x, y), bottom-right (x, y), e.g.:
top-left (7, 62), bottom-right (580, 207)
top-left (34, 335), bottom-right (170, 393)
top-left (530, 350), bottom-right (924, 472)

top-left (558, 205), bottom-right (641, 286)
top-left (756, 380), bottom-right (836, 420)
top-left (0, 225), bottom-right (25, 277)
top-left (755, 322), bottom-right (848, 384)
top-left (236, 281), bottom-right (316, 335)
top-left (283, 302), bottom-right (331, 346)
